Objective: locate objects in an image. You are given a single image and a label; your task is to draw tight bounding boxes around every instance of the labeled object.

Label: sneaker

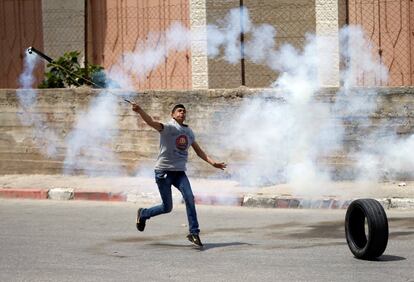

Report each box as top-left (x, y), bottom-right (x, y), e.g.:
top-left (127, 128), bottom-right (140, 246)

top-left (136, 208), bottom-right (146, 232)
top-left (187, 234), bottom-right (203, 247)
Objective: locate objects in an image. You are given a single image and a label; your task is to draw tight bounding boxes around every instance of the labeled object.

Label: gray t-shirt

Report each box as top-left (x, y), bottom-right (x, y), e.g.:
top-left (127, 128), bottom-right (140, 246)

top-left (154, 119), bottom-right (195, 171)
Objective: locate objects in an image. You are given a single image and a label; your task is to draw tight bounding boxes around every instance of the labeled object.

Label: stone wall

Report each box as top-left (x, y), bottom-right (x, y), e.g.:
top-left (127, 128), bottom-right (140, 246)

top-left (0, 87), bottom-right (249, 177)
top-left (1, 87), bottom-right (414, 178)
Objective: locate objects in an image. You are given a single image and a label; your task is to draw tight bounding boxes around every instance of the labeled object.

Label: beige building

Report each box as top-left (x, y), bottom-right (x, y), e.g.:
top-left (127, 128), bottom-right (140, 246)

top-left (1, 0), bottom-right (412, 89)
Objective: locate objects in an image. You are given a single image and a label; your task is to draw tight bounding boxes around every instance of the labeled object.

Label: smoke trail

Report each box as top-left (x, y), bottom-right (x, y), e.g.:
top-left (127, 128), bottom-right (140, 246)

top-left (17, 52), bottom-right (59, 157)
top-left (351, 114), bottom-right (414, 182)
top-left (339, 25), bottom-right (388, 89)
top-left (244, 24), bottom-right (276, 65)
top-left (206, 7), bottom-right (413, 195)
top-left (225, 36), bottom-right (343, 195)
top-left (15, 52), bottom-right (128, 174)
top-left (207, 6), bottom-right (251, 64)
top-left (63, 91), bottom-right (123, 176)
top-left (119, 21), bottom-right (191, 82)
top-left (205, 8), bottom-right (343, 195)
top-left (335, 26), bottom-right (414, 182)
top-left (381, 134), bottom-right (414, 179)
top-left (333, 26), bottom-right (388, 131)
top-left (18, 52), bottom-right (38, 105)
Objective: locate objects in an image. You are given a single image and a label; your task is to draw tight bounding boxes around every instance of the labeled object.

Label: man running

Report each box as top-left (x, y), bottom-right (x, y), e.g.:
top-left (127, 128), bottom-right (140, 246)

top-left (132, 103), bottom-right (226, 247)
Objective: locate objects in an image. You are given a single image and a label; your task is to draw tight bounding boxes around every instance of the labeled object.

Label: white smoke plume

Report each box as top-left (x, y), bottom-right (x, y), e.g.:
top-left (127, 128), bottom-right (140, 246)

top-left (223, 37), bottom-right (343, 195)
top-left (335, 26), bottom-right (414, 182)
top-left (63, 92), bottom-right (123, 176)
top-left (381, 135), bottom-right (414, 179)
top-left (16, 50), bottom-right (127, 174)
top-left (352, 119), bottom-right (414, 182)
top-left (333, 26), bottom-right (388, 127)
top-left (205, 7), bottom-right (343, 194)
top-left (17, 52), bottom-right (59, 157)
top-left (339, 25), bottom-right (388, 89)
top-left (18, 52), bottom-right (39, 104)
top-left (119, 21), bottom-right (191, 82)
top-left (244, 24), bottom-right (276, 65)
top-left (207, 6), bottom-right (251, 63)
top-left (207, 7), bottom-right (413, 195)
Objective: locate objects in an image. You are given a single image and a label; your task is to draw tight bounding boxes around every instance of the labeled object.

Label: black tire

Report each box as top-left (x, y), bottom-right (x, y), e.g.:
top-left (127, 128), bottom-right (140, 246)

top-left (345, 198), bottom-right (389, 259)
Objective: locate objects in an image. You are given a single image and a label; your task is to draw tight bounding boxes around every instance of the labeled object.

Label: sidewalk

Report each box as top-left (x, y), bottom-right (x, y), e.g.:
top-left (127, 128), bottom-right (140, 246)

top-left (1, 174), bottom-right (414, 209)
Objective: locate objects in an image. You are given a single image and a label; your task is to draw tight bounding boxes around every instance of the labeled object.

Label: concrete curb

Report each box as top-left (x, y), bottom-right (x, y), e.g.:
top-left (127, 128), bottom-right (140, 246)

top-left (241, 195), bottom-right (414, 210)
top-left (195, 194), bottom-right (244, 206)
top-left (0, 188), bottom-right (48, 199)
top-left (242, 195), bottom-right (352, 209)
top-left (380, 198), bottom-right (414, 209)
top-left (1, 187), bottom-right (414, 209)
top-left (73, 191), bottom-right (126, 201)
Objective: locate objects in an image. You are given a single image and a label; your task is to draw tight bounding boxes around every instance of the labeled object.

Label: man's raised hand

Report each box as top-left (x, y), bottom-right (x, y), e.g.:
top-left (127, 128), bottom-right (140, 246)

top-left (213, 162), bottom-right (227, 170)
top-left (131, 102), bottom-right (140, 113)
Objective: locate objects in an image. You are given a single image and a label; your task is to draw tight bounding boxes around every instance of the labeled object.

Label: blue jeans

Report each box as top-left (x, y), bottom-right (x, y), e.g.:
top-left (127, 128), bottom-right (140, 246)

top-left (140, 170), bottom-right (200, 235)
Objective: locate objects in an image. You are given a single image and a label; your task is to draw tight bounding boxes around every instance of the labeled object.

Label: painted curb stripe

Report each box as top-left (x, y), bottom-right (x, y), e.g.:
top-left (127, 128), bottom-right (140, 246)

top-left (0, 188), bottom-right (48, 199)
top-left (73, 191), bottom-right (126, 201)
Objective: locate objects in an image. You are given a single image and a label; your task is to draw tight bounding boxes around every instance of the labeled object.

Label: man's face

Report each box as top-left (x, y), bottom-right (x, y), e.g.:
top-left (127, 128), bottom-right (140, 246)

top-left (172, 108), bottom-right (186, 123)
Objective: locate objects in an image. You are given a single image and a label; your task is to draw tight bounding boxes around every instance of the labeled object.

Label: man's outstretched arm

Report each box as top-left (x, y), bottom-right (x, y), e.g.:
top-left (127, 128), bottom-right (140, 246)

top-left (191, 141), bottom-right (227, 170)
top-left (132, 102), bottom-right (163, 132)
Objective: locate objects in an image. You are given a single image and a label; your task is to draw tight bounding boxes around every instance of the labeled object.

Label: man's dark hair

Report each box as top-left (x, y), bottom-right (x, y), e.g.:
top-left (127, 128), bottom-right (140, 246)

top-left (171, 104), bottom-right (186, 113)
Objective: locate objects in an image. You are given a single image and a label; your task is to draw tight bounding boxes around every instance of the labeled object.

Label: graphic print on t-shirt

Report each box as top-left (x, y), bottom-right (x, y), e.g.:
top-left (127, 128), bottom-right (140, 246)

top-left (175, 135), bottom-right (188, 150)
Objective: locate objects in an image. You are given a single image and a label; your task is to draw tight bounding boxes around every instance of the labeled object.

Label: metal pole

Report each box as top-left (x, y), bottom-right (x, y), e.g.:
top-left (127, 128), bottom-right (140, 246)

top-left (84, 0), bottom-right (89, 81)
top-left (27, 46), bottom-right (132, 104)
top-left (345, 0), bottom-right (349, 25)
top-left (377, 0), bottom-right (383, 85)
top-left (240, 0), bottom-right (246, 86)
top-left (27, 47), bottom-right (53, 63)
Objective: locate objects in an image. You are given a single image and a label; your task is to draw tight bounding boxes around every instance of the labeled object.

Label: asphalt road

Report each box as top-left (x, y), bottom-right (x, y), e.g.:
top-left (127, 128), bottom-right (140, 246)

top-left (0, 199), bottom-right (413, 282)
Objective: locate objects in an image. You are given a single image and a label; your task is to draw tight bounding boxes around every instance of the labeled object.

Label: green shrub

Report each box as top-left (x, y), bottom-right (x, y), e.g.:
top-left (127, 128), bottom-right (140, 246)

top-left (38, 51), bottom-right (106, 88)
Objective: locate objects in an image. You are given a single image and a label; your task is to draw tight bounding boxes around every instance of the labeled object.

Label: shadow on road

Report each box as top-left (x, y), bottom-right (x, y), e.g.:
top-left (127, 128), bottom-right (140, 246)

top-left (359, 254), bottom-right (407, 262)
top-left (149, 241), bottom-right (252, 251)
top-left (374, 255), bottom-right (407, 262)
top-left (200, 242), bottom-right (252, 251)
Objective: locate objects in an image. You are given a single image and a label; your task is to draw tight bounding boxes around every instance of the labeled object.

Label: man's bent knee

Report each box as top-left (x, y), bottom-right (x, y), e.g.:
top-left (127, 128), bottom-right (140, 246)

top-left (162, 203), bottom-right (173, 213)
top-left (183, 195), bottom-right (195, 205)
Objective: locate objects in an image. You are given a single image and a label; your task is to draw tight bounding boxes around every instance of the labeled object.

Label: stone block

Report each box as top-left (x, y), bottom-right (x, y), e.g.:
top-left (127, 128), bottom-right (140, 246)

top-left (191, 41), bottom-right (208, 56)
top-left (275, 198), bottom-right (291, 208)
top-left (192, 74), bottom-right (209, 89)
top-left (192, 56), bottom-right (209, 71)
top-left (190, 8), bottom-right (207, 26)
top-left (48, 188), bottom-right (74, 200)
top-left (389, 198), bottom-right (414, 209)
top-left (190, 0), bottom-right (207, 10)
top-left (242, 195), bottom-right (276, 208)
